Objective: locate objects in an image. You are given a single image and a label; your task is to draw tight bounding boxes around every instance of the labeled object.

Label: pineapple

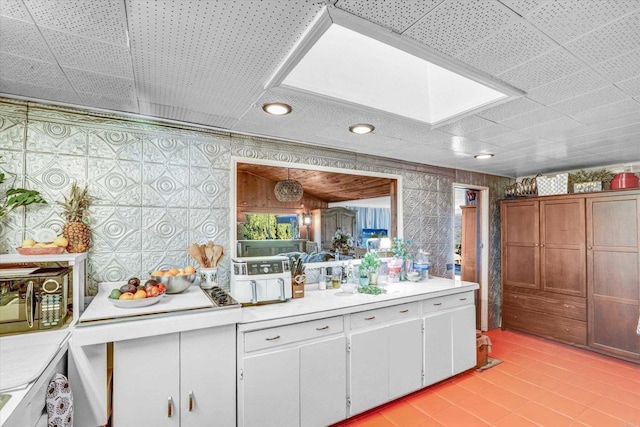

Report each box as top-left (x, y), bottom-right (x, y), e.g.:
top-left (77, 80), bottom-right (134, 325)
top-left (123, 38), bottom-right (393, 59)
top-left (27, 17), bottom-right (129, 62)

top-left (58, 182), bottom-right (92, 253)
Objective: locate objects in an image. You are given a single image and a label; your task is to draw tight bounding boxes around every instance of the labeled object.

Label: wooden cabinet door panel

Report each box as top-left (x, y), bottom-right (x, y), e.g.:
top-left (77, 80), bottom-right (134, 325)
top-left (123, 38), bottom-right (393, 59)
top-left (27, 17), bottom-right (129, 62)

top-left (501, 200), bottom-right (540, 289)
top-left (540, 199), bottom-right (586, 296)
top-left (542, 247), bottom-right (586, 296)
top-left (504, 245), bottom-right (538, 288)
top-left (592, 297), bottom-right (640, 357)
top-left (587, 194), bottom-right (640, 359)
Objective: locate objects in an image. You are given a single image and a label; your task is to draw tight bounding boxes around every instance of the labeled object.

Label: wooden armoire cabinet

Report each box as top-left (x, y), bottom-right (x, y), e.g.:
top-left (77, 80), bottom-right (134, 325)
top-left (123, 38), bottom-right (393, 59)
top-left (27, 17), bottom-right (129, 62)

top-left (319, 207), bottom-right (357, 251)
top-left (501, 189), bottom-right (640, 363)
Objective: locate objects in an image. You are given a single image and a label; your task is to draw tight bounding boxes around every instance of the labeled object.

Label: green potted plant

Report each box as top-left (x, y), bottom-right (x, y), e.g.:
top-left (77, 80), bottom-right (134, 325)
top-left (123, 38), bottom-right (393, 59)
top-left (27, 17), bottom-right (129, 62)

top-left (0, 156), bottom-right (47, 224)
top-left (357, 263), bottom-right (370, 286)
top-left (360, 250), bottom-right (381, 286)
top-left (568, 168), bottom-right (614, 193)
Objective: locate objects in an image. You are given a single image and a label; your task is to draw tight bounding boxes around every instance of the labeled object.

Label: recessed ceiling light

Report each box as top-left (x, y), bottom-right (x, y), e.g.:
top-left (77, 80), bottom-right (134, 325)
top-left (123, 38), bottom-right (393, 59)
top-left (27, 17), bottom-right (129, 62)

top-left (262, 102), bottom-right (292, 115)
top-left (349, 123), bottom-right (374, 134)
top-left (474, 154), bottom-right (494, 160)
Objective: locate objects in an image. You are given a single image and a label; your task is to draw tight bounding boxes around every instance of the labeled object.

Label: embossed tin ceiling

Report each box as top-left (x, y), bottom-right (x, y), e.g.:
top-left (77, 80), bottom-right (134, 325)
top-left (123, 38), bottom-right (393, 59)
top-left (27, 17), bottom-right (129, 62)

top-left (1, 0), bottom-right (639, 178)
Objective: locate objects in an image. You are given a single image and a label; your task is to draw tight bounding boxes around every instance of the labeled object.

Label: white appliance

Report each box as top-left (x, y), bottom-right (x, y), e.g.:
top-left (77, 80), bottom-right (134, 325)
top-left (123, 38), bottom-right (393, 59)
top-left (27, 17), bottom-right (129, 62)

top-left (230, 256), bottom-right (292, 306)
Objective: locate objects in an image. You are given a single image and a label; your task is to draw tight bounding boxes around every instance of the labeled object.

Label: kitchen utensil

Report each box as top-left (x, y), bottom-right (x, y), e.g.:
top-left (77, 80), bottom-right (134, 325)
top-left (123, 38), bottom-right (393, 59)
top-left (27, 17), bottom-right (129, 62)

top-left (187, 244), bottom-right (206, 268)
top-left (212, 245), bottom-right (224, 267)
top-left (204, 246), bottom-right (215, 269)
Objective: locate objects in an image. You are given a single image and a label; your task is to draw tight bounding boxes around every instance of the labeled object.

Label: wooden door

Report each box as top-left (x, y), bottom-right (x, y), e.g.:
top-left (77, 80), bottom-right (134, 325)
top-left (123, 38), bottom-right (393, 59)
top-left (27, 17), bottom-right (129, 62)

top-left (540, 198), bottom-right (586, 297)
top-left (460, 206), bottom-right (477, 283)
top-left (501, 200), bottom-right (540, 290)
top-left (587, 194), bottom-right (640, 359)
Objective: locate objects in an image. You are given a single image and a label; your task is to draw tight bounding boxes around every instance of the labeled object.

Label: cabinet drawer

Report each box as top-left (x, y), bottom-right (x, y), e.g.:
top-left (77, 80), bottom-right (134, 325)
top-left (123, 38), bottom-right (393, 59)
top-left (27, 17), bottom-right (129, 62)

top-left (422, 291), bottom-right (474, 313)
top-left (503, 291), bottom-right (586, 321)
top-left (502, 305), bottom-right (586, 345)
top-left (350, 302), bottom-right (419, 330)
top-left (244, 316), bottom-right (343, 353)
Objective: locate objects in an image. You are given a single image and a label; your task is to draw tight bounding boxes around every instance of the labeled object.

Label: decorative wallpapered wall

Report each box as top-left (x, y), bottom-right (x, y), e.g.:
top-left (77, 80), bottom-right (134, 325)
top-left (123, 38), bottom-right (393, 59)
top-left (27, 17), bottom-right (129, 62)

top-left (0, 98), bottom-right (509, 329)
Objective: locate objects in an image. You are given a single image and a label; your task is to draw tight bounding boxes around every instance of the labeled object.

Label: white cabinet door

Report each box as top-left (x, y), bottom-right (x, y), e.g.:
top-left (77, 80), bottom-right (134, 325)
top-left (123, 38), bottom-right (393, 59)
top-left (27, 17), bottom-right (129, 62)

top-left (113, 333), bottom-right (181, 427)
top-left (388, 318), bottom-right (423, 399)
top-left (300, 336), bottom-right (347, 427)
top-left (423, 312), bottom-right (452, 386)
top-left (180, 326), bottom-right (236, 427)
top-left (349, 327), bottom-right (389, 415)
top-left (242, 347), bottom-right (300, 427)
top-left (452, 305), bottom-right (476, 375)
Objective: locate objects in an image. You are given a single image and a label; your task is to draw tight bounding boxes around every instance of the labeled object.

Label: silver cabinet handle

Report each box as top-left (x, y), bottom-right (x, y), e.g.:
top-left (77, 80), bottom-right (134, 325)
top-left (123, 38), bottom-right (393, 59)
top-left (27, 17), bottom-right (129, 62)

top-left (167, 396), bottom-right (173, 417)
top-left (316, 326), bottom-right (329, 331)
top-left (399, 309), bottom-right (409, 313)
top-left (459, 297), bottom-right (467, 301)
top-left (26, 280), bottom-right (34, 328)
top-left (188, 391), bottom-right (194, 411)
top-left (266, 335), bottom-right (281, 341)
top-left (250, 280), bottom-right (257, 304)
top-left (433, 302), bottom-right (442, 306)
top-left (365, 316), bottom-right (376, 320)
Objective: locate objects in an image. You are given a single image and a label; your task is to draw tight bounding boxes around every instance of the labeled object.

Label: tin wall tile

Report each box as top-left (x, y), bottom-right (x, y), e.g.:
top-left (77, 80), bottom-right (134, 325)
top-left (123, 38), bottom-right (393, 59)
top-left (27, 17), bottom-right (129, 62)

top-left (0, 113), bottom-right (26, 150)
top-left (189, 166), bottom-right (227, 209)
top-left (89, 252), bottom-right (142, 285)
top-left (24, 205), bottom-right (64, 237)
top-left (141, 207), bottom-right (189, 251)
top-left (142, 163), bottom-right (189, 207)
top-left (142, 250), bottom-right (191, 274)
top-left (88, 158), bottom-right (141, 206)
top-left (188, 207), bottom-right (229, 244)
top-left (90, 206), bottom-right (141, 253)
top-left (143, 134), bottom-right (189, 165)
top-left (87, 129), bottom-right (142, 161)
top-left (25, 152), bottom-right (87, 203)
top-left (27, 121), bottom-right (87, 155)
top-left (1, 211), bottom-right (24, 253)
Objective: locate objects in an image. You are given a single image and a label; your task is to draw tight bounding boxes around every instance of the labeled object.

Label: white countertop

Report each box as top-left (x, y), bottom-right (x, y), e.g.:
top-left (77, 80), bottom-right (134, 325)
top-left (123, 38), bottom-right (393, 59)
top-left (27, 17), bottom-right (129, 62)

top-left (239, 277), bottom-right (478, 329)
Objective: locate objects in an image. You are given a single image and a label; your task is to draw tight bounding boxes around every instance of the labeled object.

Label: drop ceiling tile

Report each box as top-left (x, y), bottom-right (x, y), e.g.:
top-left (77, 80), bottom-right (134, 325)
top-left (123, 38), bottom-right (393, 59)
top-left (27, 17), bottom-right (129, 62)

top-left (569, 122), bottom-right (640, 145)
top-left (0, 0), bottom-right (33, 22)
top-left (526, 68), bottom-right (609, 105)
top-left (498, 0), bottom-right (551, 16)
top-left (334, 0), bottom-right (443, 33)
top-left (139, 102), bottom-right (237, 130)
top-left (77, 92), bottom-right (138, 114)
top-left (0, 16), bottom-right (56, 62)
top-left (483, 130), bottom-right (536, 146)
top-left (476, 97), bottom-right (542, 122)
top-left (0, 77), bottom-right (81, 105)
top-left (499, 106), bottom-right (561, 129)
top-left (41, 28), bottom-right (133, 79)
top-left (456, 20), bottom-right (556, 75)
top-left (64, 67), bottom-right (134, 100)
top-left (405, 0), bottom-right (516, 57)
top-left (549, 86), bottom-right (629, 116)
top-left (517, 116), bottom-right (584, 141)
top-left (593, 48), bottom-right (640, 82)
top-left (437, 116), bottom-right (495, 136)
top-left (24, 0), bottom-right (128, 46)
top-left (565, 9), bottom-right (640, 64)
top-left (527, 0), bottom-right (640, 44)
top-left (616, 76), bottom-right (640, 97)
top-left (464, 123), bottom-right (515, 141)
top-left (571, 98), bottom-right (640, 124)
top-left (497, 47), bottom-right (586, 91)
top-left (0, 52), bottom-right (71, 90)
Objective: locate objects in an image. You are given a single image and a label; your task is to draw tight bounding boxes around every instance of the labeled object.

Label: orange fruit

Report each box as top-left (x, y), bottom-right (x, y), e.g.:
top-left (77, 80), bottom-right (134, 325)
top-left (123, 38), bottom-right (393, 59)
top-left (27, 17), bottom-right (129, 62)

top-left (151, 270), bottom-right (164, 277)
top-left (168, 268), bottom-right (180, 276)
top-left (184, 266), bottom-right (196, 274)
top-left (133, 290), bottom-right (147, 299)
top-left (119, 292), bottom-right (134, 300)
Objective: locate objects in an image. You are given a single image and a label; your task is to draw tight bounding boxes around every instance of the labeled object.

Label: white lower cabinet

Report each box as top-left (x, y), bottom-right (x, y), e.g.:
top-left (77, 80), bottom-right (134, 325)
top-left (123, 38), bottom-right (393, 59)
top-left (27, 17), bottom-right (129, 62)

top-left (239, 317), bottom-right (347, 427)
top-left (349, 303), bottom-right (423, 415)
top-left (423, 292), bottom-right (476, 386)
top-left (113, 325), bottom-right (235, 427)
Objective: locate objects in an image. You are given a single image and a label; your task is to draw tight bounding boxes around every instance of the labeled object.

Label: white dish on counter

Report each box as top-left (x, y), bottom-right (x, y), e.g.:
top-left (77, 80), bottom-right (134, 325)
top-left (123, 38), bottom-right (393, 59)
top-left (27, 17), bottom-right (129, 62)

top-left (108, 293), bottom-right (165, 308)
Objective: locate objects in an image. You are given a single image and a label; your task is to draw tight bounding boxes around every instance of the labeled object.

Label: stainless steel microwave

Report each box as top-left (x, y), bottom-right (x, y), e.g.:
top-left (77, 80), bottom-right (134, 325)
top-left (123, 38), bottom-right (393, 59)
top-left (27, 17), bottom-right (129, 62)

top-left (0, 267), bottom-right (71, 336)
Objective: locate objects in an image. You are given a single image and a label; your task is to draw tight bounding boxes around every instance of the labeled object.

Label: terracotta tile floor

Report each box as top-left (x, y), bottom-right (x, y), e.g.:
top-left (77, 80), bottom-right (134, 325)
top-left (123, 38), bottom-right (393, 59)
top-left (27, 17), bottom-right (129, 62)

top-left (333, 329), bottom-right (640, 427)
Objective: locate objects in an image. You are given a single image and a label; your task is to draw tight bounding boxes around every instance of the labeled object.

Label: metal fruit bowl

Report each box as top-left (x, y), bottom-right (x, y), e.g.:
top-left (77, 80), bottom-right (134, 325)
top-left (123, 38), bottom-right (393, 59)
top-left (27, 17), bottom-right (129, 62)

top-left (150, 273), bottom-right (196, 294)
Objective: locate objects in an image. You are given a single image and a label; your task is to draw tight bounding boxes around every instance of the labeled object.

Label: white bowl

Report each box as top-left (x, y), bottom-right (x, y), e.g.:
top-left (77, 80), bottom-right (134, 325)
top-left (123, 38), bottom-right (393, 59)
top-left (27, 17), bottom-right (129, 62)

top-left (407, 272), bottom-right (420, 282)
top-left (340, 282), bottom-right (357, 294)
